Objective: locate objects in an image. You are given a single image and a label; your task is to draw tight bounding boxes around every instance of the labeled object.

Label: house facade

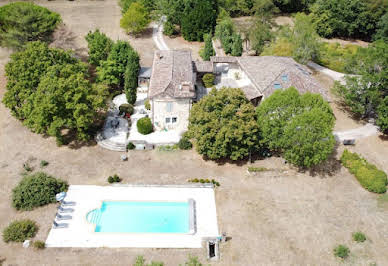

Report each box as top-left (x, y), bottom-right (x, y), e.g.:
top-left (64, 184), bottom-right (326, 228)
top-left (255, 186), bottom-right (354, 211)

top-left (147, 51), bottom-right (329, 133)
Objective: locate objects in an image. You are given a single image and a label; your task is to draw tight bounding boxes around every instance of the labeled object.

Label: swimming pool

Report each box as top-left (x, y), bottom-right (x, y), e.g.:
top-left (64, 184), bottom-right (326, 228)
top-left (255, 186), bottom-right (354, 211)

top-left (86, 200), bottom-right (195, 234)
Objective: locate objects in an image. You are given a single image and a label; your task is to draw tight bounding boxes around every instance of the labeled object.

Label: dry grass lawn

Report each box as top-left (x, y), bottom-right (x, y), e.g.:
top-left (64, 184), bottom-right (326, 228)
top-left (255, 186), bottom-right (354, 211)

top-left (0, 1), bottom-right (387, 265)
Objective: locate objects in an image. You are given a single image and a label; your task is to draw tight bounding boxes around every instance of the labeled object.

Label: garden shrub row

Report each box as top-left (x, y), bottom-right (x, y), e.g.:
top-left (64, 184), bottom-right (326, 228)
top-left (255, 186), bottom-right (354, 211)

top-left (341, 150), bottom-right (387, 193)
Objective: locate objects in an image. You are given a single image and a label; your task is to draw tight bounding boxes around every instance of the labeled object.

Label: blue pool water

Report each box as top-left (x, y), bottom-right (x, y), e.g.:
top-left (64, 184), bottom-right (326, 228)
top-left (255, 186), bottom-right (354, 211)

top-left (87, 201), bottom-right (189, 233)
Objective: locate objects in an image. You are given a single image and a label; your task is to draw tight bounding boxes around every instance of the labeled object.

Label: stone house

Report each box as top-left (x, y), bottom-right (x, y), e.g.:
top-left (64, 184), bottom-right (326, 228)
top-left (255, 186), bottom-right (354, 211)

top-left (147, 51), bottom-right (328, 133)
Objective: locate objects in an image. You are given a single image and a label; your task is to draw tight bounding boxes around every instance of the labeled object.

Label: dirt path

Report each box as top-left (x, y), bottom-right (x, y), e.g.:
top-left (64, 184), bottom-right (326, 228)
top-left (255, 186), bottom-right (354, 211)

top-left (334, 124), bottom-right (379, 141)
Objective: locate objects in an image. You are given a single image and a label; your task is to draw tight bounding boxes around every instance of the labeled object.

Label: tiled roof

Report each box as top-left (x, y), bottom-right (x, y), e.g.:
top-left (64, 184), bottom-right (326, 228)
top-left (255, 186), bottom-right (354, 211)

top-left (210, 56), bottom-right (238, 63)
top-left (148, 50), bottom-right (195, 99)
top-left (193, 61), bottom-right (213, 73)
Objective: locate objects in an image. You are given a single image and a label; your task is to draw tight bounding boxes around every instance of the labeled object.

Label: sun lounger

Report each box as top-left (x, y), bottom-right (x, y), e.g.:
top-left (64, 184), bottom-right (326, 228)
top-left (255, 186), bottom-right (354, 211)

top-left (56, 213), bottom-right (72, 221)
top-left (53, 221), bottom-right (68, 229)
top-left (61, 200), bottom-right (76, 206)
top-left (58, 206), bottom-right (74, 213)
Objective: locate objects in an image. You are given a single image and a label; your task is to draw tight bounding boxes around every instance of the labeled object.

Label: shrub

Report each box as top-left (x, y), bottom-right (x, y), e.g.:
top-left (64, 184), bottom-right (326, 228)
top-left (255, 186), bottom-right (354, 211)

top-left (202, 74), bottom-right (215, 88)
top-left (341, 150), bottom-right (387, 193)
top-left (178, 136), bottom-right (192, 150)
top-left (137, 117), bottom-right (153, 135)
top-left (2, 220), bottom-right (38, 243)
top-left (119, 104), bottom-right (134, 115)
top-left (248, 167), bottom-right (269, 172)
top-left (12, 172), bottom-right (68, 211)
top-left (108, 176), bottom-right (114, 183)
top-left (85, 29), bottom-right (113, 66)
top-left (40, 160), bottom-right (49, 168)
top-left (157, 145), bottom-right (178, 151)
top-left (127, 142), bottom-right (136, 150)
top-left (108, 174), bottom-right (121, 183)
top-left (333, 245), bottom-right (349, 259)
top-left (353, 232), bottom-right (366, 243)
top-left (0, 2), bottom-right (61, 49)
top-left (33, 240), bottom-right (45, 249)
top-left (145, 99), bottom-right (151, 110)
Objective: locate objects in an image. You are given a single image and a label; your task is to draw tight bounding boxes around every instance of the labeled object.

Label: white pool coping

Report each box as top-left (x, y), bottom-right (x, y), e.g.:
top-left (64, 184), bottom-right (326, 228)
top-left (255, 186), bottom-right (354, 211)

top-left (45, 185), bottom-right (219, 248)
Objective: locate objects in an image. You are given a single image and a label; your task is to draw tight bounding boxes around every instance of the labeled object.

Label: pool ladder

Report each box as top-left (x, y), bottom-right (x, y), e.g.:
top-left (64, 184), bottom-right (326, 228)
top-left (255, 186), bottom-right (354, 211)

top-left (87, 209), bottom-right (101, 224)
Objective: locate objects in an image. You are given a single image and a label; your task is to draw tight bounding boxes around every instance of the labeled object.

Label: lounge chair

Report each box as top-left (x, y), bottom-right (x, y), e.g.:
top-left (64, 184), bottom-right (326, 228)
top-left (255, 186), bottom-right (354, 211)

top-left (56, 213), bottom-right (72, 221)
top-left (61, 200), bottom-right (76, 206)
top-left (58, 206), bottom-right (74, 213)
top-left (53, 221), bottom-right (68, 229)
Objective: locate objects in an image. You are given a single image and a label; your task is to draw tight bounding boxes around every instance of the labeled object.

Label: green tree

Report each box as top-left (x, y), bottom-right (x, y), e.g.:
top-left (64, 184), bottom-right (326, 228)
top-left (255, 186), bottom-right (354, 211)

top-left (291, 13), bottom-right (320, 64)
top-left (120, 2), bottom-right (151, 35)
top-left (249, 16), bottom-right (273, 55)
top-left (200, 33), bottom-right (215, 61)
top-left (377, 97), bottom-right (388, 133)
top-left (273, 0), bottom-right (315, 13)
top-left (181, 0), bottom-right (217, 41)
top-left (215, 17), bottom-right (235, 54)
top-left (124, 52), bottom-right (141, 105)
top-left (163, 19), bottom-right (175, 36)
top-left (188, 88), bottom-right (260, 161)
top-left (282, 108), bottom-right (336, 167)
top-left (0, 2), bottom-right (61, 49)
top-left (85, 29), bottom-right (113, 66)
top-left (97, 40), bottom-right (138, 89)
top-left (231, 33), bottom-right (243, 56)
top-left (311, 0), bottom-right (377, 40)
top-left (2, 41), bottom-right (78, 120)
top-left (374, 12), bottom-right (388, 41)
top-left (3, 220), bottom-right (38, 243)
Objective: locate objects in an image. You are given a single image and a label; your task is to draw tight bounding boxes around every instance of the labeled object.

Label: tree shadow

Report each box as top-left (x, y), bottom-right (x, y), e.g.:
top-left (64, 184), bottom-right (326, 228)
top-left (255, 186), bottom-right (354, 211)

top-left (378, 133), bottom-right (388, 141)
top-left (304, 143), bottom-right (342, 178)
top-left (133, 27), bottom-right (154, 39)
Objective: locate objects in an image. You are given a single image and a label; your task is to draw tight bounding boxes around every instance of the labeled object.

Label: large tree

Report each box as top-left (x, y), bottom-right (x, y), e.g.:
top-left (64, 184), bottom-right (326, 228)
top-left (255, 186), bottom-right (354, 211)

top-left (97, 40), bottom-right (139, 90)
top-left (0, 2), bottom-right (61, 49)
top-left (200, 33), bottom-right (215, 61)
top-left (257, 87), bottom-right (335, 167)
top-left (188, 88), bottom-right (260, 161)
top-left (85, 29), bottom-right (113, 66)
top-left (181, 0), bottom-right (217, 41)
top-left (124, 53), bottom-right (140, 105)
top-left (120, 2), bottom-right (151, 35)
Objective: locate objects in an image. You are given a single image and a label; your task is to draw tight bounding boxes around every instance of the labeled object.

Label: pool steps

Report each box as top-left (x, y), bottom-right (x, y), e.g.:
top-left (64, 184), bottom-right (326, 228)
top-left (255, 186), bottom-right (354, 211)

top-left (86, 209), bottom-right (101, 224)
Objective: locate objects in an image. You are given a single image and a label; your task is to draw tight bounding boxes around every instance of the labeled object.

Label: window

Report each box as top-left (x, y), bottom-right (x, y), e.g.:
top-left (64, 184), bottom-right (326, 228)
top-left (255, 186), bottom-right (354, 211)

top-left (274, 83), bottom-right (282, 90)
top-left (281, 74), bottom-right (289, 82)
top-left (166, 102), bottom-right (173, 112)
top-left (165, 117), bottom-right (171, 123)
top-left (166, 117), bottom-right (178, 124)
top-left (172, 117), bottom-right (177, 123)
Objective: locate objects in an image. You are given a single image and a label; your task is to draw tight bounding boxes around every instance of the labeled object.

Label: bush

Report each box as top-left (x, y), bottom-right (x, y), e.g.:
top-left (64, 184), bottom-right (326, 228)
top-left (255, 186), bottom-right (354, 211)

top-left (178, 136), bottom-right (192, 150)
top-left (127, 142), bottom-right (136, 150)
top-left (2, 220), bottom-right (38, 243)
top-left (33, 240), bottom-right (45, 249)
top-left (108, 176), bottom-right (114, 183)
top-left (317, 43), bottom-right (359, 74)
top-left (145, 99), bottom-right (151, 110)
top-left (85, 29), bottom-right (113, 66)
top-left (248, 167), bottom-right (269, 172)
top-left (119, 104), bottom-right (134, 115)
top-left (333, 245), bottom-right (350, 259)
top-left (353, 232), bottom-right (366, 243)
top-left (202, 74), bottom-right (215, 88)
top-left (341, 150), bottom-right (387, 193)
top-left (108, 174), bottom-right (121, 184)
top-left (137, 117), bottom-right (153, 135)
top-left (12, 172), bottom-right (68, 211)
top-left (0, 2), bottom-right (61, 49)
top-left (40, 160), bottom-right (49, 168)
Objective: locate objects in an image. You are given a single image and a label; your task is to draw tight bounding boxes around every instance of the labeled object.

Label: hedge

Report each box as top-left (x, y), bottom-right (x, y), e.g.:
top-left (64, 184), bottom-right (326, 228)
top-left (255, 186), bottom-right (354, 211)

top-left (137, 117), bottom-right (153, 135)
top-left (119, 104), bottom-right (134, 115)
top-left (3, 220), bottom-right (38, 243)
top-left (178, 136), bottom-right (192, 150)
top-left (341, 150), bottom-right (387, 193)
top-left (12, 172), bottom-right (69, 210)
top-left (202, 73), bottom-right (215, 88)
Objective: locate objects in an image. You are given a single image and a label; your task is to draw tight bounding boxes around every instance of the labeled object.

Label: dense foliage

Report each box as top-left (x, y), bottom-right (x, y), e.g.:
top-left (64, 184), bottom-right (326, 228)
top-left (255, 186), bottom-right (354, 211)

top-left (0, 2), bottom-right (61, 49)
top-left (200, 33), bottom-right (215, 61)
top-left (2, 41), bottom-right (108, 143)
top-left (310, 0), bottom-right (380, 41)
top-left (119, 104), bottom-right (134, 115)
top-left (202, 74), bottom-right (215, 88)
top-left (215, 15), bottom-right (243, 56)
top-left (334, 41), bottom-right (388, 133)
top-left (137, 117), bottom-right (153, 135)
top-left (85, 29), bottom-right (113, 66)
top-left (12, 172), bottom-right (69, 210)
top-left (188, 88), bottom-right (260, 161)
top-left (257, 87), bottom-right (335, 167)
top-left (120, 2), bottom-right (151, 35)
top-left (2, 220), bottom-right (38, 243)
top-left (124, 52), bottom-right (140, 104)
top-left (181, 0), bottom-right (217, 41)
top-left (341, 149), bottom-right (387, 193)
top-left (178, 135), bottom-right (193, 150)
top-left (374, 12), bottom-right (388, 41)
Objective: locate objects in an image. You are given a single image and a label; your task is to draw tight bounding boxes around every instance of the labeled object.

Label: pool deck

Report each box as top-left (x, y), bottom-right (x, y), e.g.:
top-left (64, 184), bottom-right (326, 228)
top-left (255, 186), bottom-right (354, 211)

top-left (45, 185), bottom-right (219, 248)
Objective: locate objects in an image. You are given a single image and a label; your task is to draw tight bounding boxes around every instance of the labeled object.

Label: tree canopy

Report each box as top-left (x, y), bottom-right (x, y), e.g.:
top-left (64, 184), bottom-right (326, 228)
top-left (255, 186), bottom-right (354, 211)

top-left (257, 87), bottom-right (335, 167)
top-left (120, 2), bottom-right (151, 35)
top-left (188, 87), bottom-right (260, 161)
top-left (200, 33), bottom-right (215, 61)
top-left (0, 2), bottom-right (61, 49)
top-left (85, 29), bottom-right (113, 66)
top-left (2, 41), bottom-right (108, 143)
